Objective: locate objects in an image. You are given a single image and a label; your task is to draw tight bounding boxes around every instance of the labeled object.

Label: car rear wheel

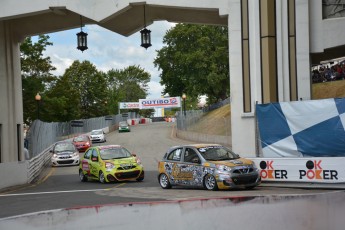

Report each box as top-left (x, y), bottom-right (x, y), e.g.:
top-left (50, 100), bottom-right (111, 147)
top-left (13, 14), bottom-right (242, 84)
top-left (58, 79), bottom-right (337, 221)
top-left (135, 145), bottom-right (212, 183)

top-left (159, 173), bottom-right (172, 189)
top-left (79, 170), bottom-right (87, 182)
top-left (99, 171), bottom-right (106, 183)
top-left (203, 174), bottom-right (218, 191)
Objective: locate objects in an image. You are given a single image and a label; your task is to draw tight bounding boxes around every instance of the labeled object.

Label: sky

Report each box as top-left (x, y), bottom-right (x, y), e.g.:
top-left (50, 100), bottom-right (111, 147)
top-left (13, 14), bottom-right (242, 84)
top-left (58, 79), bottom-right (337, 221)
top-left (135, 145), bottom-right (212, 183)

top-left (41, 21), bottom-right (175, 100)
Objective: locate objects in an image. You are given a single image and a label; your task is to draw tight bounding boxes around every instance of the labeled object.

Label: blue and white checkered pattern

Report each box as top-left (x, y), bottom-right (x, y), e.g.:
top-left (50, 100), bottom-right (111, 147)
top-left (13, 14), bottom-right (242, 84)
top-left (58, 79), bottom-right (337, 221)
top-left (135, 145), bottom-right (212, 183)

top-left (256, 98), bottom-right (345, 157)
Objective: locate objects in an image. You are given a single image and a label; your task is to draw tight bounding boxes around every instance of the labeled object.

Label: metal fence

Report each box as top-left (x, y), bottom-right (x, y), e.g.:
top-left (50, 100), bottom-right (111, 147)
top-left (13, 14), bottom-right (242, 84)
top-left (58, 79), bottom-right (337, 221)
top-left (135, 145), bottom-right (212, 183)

top-left (25, 113), bottom-right (138, 158)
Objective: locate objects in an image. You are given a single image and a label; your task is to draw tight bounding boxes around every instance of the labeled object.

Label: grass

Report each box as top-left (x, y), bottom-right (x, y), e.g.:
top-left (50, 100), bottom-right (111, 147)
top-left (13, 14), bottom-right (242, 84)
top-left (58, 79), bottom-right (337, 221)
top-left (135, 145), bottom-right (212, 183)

top-left (190, 80), bottom-right (345, 136)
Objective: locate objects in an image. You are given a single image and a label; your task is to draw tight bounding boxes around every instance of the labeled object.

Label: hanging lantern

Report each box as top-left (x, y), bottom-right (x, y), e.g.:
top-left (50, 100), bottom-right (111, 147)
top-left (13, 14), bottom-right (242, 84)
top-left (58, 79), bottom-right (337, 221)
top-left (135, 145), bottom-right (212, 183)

top-left (140, 27), bottom-right (151, 49)
top-left (77, 16), bottom-right (88, 52)
top-left (140, 5), bottom-right (152, 49)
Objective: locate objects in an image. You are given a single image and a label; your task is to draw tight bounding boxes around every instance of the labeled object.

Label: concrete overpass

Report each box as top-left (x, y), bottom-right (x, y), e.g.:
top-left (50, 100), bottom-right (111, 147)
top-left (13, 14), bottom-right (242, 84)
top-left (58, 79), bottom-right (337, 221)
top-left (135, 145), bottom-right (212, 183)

top-left (1, 0), bottom-right (345, 164)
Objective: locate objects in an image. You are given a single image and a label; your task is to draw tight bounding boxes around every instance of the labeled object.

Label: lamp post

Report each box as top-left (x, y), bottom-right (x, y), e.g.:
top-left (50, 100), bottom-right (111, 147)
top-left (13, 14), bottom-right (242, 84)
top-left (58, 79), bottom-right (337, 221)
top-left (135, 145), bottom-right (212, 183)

top-left (182, 93), bottom-right (187, 117)
top-left (35, 93), bottom-right (41, 120)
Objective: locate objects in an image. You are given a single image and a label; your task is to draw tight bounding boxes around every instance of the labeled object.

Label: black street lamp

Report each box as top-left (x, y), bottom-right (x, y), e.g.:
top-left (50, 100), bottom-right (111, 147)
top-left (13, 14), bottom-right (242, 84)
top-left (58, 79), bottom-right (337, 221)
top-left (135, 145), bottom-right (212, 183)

top-left (35, 92), bottom-right (41, 120)
top-left (140, 5), bottom-right (152, 49)
top-left (182, 93), bottom-right (187, 116)
top-left (77, 15), bottom-right (88, 52)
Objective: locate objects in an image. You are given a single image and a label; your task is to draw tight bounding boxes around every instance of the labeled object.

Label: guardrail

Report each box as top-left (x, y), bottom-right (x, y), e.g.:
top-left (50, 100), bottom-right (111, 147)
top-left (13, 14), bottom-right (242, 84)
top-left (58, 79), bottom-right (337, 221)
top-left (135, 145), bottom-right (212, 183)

top-left (27, 145), bottom-right (53, 183)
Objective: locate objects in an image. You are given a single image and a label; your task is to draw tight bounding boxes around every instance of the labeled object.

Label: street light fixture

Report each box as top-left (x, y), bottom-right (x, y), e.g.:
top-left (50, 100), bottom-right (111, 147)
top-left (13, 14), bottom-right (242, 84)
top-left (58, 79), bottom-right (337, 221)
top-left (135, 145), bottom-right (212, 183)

top-left (140, 5), bottom-right (152, 49)
top-left (182, 93), bottom-right (187, 116)
top-left (77, 15), bottom-right (88, 52)
top-left (35, 92), bottom-right (41, 120)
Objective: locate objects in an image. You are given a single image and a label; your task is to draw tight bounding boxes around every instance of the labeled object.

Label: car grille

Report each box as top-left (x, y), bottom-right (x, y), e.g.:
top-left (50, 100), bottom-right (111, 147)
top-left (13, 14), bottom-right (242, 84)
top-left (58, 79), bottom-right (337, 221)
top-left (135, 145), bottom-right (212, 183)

top-left (57, 160), bottom-right (75, 164)
top-left (231, 174), bottom-right (258, 185)
top-left (232, 167), bottom-right (254, 174)
top-left (115, 170), bottom-right (140, 179)
top-left (58, 156), bottom-right (72, 159)
top-left (118, 165), bottom-right (136, 170)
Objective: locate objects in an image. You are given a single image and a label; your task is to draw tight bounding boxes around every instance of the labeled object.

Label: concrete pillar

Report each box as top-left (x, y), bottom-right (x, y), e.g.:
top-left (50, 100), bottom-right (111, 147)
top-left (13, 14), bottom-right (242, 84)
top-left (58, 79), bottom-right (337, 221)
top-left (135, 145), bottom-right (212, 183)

top-left (0, 20), bottom-right (24, 163)
top-left (229, 0), bottom-right (311, 157)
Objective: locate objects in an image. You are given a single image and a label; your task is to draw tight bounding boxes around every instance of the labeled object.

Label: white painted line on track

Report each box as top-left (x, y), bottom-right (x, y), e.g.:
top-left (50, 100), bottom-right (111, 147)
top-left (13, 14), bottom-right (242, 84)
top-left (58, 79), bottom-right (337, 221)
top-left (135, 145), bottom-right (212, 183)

top-left (0, 188), bottom-right (109, 197)
top-left (0, 183), bottom-right (126, 197)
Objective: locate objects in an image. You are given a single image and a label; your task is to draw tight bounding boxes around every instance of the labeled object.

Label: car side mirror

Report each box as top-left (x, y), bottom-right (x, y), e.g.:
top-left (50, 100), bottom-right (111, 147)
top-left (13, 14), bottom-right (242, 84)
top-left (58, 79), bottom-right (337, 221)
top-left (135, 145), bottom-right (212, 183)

top-left (132, 153), bottom-right (137, 157)
top-left (91, 157), bottom-right (98, 162)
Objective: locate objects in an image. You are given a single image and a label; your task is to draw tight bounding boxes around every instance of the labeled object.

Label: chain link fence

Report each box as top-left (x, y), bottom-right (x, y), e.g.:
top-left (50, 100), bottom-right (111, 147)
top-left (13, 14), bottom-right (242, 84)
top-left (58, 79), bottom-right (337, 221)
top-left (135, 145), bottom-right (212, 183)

top-left (25, 113), bottom-right (138, 159)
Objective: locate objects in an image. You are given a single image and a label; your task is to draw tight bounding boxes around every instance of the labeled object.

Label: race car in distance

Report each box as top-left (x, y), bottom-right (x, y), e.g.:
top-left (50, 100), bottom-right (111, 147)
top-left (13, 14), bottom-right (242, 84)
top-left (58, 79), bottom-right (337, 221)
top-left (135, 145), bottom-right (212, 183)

top-left (90, 129), bottom-right (106, 143)
top-left (79, 145), bottom-right (144, 183)
top-left (158, 143), bottom-right (261, 190)
top-left (51, 141), bottom-right (80, 166)
top-left (118, 121), bottom-right (130, 133)
top-left (72, 134), bottom-right (91, 152)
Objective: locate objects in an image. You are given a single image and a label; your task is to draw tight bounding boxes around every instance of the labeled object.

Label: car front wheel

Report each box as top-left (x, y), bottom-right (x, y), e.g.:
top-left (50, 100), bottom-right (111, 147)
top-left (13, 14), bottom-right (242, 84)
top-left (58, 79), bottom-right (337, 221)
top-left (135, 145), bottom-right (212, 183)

top-left (203, 174), bottom-right (218, 191)
top-left (159, 173), bottom-right (172, 189)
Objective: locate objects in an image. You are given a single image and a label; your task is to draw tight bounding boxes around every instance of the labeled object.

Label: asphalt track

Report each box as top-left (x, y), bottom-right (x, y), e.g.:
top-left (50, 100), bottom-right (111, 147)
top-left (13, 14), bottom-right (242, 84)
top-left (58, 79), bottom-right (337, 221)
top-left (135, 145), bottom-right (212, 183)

top-left (0, 122), bottom-right (340, 219)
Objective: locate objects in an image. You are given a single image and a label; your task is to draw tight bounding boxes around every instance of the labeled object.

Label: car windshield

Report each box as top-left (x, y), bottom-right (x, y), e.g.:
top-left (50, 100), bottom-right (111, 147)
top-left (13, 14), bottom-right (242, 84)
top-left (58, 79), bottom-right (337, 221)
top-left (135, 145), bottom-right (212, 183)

top-left (119, 122), bottom-right (127, 126)
top-left (197, 146), bottom-right (239, 161)
top-left (74, 136), bottom-right (88, 142)
top-left (91, 130), bottom-right (102, 135)
top-left (55, 143), bottom-right (75, 152)
top-left (100, 147), bottom-right (132, 160)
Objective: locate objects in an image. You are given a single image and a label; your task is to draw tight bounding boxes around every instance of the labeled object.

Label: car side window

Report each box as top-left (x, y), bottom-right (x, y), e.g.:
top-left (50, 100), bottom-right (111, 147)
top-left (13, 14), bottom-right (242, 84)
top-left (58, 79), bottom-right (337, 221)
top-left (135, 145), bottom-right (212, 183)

top-left (84, 149), bottom-right (92, 159)
top-left (184, 148), bottom-right (200, 164)
top-left (167, 148), bottom-right (182, 161)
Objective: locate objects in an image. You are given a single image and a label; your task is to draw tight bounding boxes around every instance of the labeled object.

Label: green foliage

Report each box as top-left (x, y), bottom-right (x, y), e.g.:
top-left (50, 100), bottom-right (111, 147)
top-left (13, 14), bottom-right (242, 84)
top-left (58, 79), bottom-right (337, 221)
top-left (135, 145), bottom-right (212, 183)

top-left (154, 24), bottom-right (229, 104)
top-left (20, 35), bottom-right (56, 124)
top-left (106, 65), bottom-right (150, 113)
top-left (53, 60), bottom-right (109, 120)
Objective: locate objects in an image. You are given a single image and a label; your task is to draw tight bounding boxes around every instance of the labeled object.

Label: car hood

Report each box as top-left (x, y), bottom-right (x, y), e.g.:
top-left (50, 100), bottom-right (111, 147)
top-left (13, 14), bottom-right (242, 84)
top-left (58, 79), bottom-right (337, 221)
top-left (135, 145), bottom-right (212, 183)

top-left (56, 151), bottom-right (74, 155)
top-left (104, 157), bottom-right (136, 165)
top-left (74, 141), bottom-right (88, 145)
top-left (208, 158), bottom-right (254, 167)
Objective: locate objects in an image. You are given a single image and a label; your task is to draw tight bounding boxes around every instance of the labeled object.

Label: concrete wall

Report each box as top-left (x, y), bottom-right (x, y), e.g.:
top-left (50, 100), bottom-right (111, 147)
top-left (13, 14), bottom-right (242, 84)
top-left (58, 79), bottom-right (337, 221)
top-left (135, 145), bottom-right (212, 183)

top-left (0, 161), bottom-right (28, 189)
top-left (1, 192), bottom-right (344, 230)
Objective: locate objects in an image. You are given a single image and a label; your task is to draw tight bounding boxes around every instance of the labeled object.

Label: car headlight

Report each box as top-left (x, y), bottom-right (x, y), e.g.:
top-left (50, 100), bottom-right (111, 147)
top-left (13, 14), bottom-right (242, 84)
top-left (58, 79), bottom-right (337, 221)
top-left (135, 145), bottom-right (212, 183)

top-left (216, 164), bottom-right (231, 172)
top-left (53, 154), bottom-right (57, 158)
top-left (105, 162), bottom-right (115, 169)
top-left (73, 152), bottom-right (79, 157)
top-left (251, 163), bottom-right (259, 171)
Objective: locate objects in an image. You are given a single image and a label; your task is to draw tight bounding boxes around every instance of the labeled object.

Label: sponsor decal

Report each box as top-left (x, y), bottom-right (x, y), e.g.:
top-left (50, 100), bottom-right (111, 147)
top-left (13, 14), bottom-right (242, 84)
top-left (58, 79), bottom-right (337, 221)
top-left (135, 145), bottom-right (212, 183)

top-left (259, 160), bottom-right (288, 179)
top-left (299, 160), bottom-right (338, 180)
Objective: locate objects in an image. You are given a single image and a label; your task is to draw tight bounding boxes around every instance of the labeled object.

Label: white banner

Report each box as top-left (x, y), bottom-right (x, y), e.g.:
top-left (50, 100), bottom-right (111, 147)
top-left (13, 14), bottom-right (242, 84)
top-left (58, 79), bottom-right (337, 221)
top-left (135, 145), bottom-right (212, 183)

top-left (119, 102), bottom-right (140, 109)
top-left (139, 97), bottom-right (181, 109)
top-left (249, 157), bottom-right (345, 183)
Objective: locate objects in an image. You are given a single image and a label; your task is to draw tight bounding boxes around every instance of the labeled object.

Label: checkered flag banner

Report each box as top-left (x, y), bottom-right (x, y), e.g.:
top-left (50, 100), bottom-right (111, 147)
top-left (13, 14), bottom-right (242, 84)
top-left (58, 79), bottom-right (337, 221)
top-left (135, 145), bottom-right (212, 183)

top-left (256, 98), bottom-right (345, 157)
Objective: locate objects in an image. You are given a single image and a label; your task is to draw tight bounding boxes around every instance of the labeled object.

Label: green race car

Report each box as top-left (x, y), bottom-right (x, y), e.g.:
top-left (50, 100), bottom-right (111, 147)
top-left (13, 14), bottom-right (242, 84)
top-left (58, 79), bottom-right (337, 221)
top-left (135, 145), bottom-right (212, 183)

top-left (118, 121), bottom-right (131, 133)
top-left (79, 145), bottom-right (144, 183)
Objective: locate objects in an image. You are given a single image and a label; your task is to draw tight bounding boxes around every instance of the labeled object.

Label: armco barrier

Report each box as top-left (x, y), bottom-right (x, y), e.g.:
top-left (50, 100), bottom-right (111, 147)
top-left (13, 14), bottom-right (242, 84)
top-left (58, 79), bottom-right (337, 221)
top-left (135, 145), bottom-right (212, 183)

top-left (1, 192), bottom-right (345, 230)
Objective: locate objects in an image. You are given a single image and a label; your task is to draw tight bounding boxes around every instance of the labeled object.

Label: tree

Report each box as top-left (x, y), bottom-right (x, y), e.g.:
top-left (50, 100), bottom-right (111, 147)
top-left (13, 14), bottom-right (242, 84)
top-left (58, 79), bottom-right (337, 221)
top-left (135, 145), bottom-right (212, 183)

top-left (57, 60), bottom-right (109, 119)
top-left (154, 24), bottom-right (229, 104)
top-left (106, 65), bottom-right (150, 114)
top-left (20, 35), bottom-right (56, 124)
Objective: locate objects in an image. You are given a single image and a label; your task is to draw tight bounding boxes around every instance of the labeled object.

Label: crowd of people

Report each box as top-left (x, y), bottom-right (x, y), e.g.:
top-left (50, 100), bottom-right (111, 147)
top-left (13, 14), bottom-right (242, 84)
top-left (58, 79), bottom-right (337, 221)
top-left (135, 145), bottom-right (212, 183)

top-left (312, 62), bottom-right (345, 83)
